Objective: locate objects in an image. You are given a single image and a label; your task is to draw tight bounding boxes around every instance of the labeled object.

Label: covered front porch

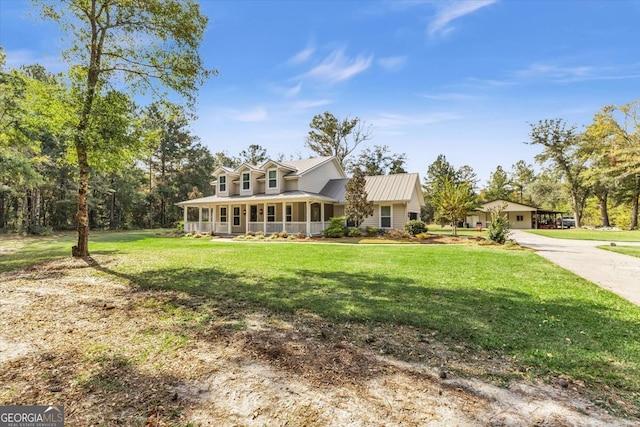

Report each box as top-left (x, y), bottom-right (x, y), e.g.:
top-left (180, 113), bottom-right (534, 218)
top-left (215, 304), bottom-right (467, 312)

top-left (183, 200), bottom-right (336, 236)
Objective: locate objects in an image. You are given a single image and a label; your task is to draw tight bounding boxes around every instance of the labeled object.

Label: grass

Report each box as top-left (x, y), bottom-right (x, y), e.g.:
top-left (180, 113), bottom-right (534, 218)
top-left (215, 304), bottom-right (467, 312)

top-left (426, 224), bottom-right (489, 238)
top-left (3, 230), bottom-right (640, 412)
top-left (527, 228), bottom-right (640, 242)
top-left (599, 245), bottom-right (640, 258)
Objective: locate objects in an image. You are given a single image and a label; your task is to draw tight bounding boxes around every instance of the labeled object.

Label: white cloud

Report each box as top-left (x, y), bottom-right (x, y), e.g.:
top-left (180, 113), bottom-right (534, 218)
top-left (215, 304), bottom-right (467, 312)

top-left (287, 47), bottom-right (315, 65)
top-left (3, 48), bottom-right (66, 73)
top-left (303, 48), bottom-right (373, 84)
top-left (372, 111), bottom-right (459, 130)
top-left (378, 55), bottom-right (407, 72)
top-left (428, 0), bottom-right (497, 37)
top-left (234, 107), bottom-right (268, 122)
top-left (291, 99), bottom-right (333, 110)
top-left (517, 62), bottom-right (594, 80)
top-left (421, 92), bottom-right (477, 101)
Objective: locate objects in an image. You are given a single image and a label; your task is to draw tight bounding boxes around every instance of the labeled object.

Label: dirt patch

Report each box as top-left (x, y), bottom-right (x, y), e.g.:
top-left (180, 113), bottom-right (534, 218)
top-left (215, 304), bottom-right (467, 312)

top-left (0, 256), bottom-right (636, 426)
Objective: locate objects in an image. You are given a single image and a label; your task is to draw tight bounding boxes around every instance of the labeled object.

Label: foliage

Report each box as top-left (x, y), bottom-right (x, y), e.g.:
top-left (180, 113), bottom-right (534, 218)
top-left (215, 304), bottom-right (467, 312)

top-left (324, 216), bottom-right (347, 238)
top-left (344, 168), bottom-right (374, 227)
top-left (423, 154), bottom-right (477, 223)
top-left (384, 228), bottom-right (408, 239)
top-left (365, 226), bottom-right (378, 236)
top-left (486, 203), bottom-right (512, 244)
top-left (403, 220), bottom-right (427, 236)
top-left (239, 144), bottom-right (268, 166)
top-left (430, 175), bottom-right (478, 236)
top-left (347, 227), bottom-right (362, 237)
top-left (509, 160), bottom-right (536, 204)
top-left (305, 111), bottom-right (371, 168)
top-left (348, 144), bottom-right (407, 175)
top-left (482, 165), bottom-right (512, 202)
top-left (35, 0), bottom-right (213, 257)
top-left (529, 119), bottom-right (589, 228)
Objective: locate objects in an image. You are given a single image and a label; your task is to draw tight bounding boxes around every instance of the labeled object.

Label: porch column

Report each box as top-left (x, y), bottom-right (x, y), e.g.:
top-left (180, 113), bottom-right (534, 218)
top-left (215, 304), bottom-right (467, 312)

top-left (227, 204), bottom-right (231, 234)
top-left (282, 202), bottom-right (286, 232)
top-left (183, 206), bottom-right (188, 231)
top-left (263, 203), bottom-right (267, 233)
top-left (306, 200), bottom-right (311, 236)
top-left (245, 203), bottom-right (249, 233)
top-left (212, 206), bottom-right (216, 234)
top-left (198, 207), bottom-right (203, 232)
top-left (321, 203), bottom-right (325, 231)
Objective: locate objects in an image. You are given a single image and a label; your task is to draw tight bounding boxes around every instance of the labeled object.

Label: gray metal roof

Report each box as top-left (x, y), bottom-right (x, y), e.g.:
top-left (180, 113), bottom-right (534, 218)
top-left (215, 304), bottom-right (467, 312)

top-left (320, 173), bottom-right (421, 203)
top-left (280, 156), bottom-right (335, 177)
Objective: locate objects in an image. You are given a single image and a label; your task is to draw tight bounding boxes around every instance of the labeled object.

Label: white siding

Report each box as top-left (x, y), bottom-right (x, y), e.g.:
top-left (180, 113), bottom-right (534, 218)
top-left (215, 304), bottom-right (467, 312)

top-left (508, 211), bottom-right (533, 229)
top-left (284, 178), bottom-right (298, 192)
top-left (393, 204), bottom-right (406, 229)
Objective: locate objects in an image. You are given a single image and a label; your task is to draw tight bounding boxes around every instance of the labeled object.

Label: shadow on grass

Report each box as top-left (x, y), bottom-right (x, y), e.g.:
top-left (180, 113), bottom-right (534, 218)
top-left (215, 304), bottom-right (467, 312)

top-left (87, 257), bottom-right (640, 403)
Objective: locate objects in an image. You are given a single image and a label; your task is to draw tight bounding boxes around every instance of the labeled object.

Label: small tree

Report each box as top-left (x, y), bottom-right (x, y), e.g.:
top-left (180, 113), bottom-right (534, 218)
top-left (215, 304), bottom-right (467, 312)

top-left (430, 176), bottom-right (477, 236)
top-left (487, 202), bottom-right (512, 244)
top-left (345, 168), bottom-right (373, 227)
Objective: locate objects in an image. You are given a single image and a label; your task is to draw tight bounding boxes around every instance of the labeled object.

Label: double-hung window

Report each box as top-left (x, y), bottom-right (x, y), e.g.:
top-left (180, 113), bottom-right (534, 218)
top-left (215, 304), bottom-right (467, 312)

top-left (242, 172), bottom-right (251, 191)
top-left (286, 204), bottom-right (292, 222)
top-left (268, 169), bottom-right (277, 189)
top-left (233, 207), bottom-right (241, 226)
top-left (267, 205), bottom-right (275, 222)
top-left (380, 206), bottom-right (392, 228)
top-left (220, 207), bottom-right (228, 223)
top-left (218, 175), bottom-right (226, 193)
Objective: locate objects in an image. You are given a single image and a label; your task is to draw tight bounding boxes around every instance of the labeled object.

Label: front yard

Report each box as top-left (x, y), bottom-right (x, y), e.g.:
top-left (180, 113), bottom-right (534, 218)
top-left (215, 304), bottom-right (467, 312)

top-left (1, 231), bottom-right (639, 425)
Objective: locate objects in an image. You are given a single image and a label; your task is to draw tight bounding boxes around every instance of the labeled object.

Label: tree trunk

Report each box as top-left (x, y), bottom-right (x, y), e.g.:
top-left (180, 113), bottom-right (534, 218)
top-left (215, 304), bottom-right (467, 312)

top-left (631, 191), bottom-right (639, 230)
top-left (73, 146), bottom-right (90, 257)
top-left (109, 178), bottom-right (116, 230)
top-left (598, 192), bottom-right (610, 227)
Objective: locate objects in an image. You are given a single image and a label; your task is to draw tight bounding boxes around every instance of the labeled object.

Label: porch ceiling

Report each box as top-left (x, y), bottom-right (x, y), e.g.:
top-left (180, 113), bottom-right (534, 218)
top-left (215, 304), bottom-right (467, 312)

top-left (176, 191), bottom-right (338, 207)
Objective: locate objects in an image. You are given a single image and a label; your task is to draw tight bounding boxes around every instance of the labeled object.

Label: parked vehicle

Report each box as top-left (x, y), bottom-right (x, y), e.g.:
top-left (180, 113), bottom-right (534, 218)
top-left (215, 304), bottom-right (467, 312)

top-left (557, 216), bottom-right (576, 228)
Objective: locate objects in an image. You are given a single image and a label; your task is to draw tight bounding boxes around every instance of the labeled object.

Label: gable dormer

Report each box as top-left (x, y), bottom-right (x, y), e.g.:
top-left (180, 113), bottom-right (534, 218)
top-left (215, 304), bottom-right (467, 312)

top-left (236, 163), bottom-right (262, 196)
top-left (260, 160), bottom-right (296, 195)
top-left (213, 166), bottom-right (238, 196)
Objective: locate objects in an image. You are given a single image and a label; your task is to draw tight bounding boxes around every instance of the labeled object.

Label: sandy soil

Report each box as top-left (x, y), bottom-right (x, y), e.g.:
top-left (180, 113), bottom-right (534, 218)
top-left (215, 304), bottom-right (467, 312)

top-left (0, 256), bottom-right (636, 426)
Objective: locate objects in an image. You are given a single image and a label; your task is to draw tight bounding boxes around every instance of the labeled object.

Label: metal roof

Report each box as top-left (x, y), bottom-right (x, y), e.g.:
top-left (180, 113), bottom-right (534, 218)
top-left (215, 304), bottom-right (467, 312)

top-left (320, 173), bottom-right (422, 204)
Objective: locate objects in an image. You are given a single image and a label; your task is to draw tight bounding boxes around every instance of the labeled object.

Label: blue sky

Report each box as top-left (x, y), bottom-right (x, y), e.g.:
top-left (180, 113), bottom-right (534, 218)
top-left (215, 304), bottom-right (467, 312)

top-left (1, 0), bottom-right (639, 184)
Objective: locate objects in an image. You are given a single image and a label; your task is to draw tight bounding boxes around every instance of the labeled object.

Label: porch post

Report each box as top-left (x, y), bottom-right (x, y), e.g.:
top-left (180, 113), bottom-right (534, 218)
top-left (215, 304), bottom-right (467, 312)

top-left (263, 203), bottom-right (267, 234)
top-left (306, 200), bottom-right (311, 236)
top-left (282, 202), bottom-right (286, 232)
top-left (183, 206), bottom-right (188, 231)
top-left (198, 207), bottom-right (202, 232)
top-left (321, 203), bottom-right (325, 231)
top-left (245, 203), bottom-right (249, 234)
top-left (227, 204), bottom-right (231, 234)
top-left (212, 206), bottom-right (216, 234)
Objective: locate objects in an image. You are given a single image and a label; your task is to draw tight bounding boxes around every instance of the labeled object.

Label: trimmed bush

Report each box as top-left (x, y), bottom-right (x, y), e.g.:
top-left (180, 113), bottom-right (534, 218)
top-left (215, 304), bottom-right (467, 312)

top-left (365, 226), bottom-right (378, 236)
top-left (324, 216), bottom-right (347, 238)
top-left (404, 220), bottom-right (427, 236)
top-left (348, 227), bottom-right (362, 237)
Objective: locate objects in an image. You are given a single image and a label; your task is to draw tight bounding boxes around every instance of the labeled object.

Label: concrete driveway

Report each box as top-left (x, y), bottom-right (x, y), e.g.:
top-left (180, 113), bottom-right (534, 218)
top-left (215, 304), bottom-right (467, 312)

top-left (511, 230), bottom-right (640, 306)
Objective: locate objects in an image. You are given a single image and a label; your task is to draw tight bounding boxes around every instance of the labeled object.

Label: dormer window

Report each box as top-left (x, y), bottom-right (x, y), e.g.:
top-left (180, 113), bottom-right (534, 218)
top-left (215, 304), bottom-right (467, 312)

top-left (218, 175), bottom-right (227, 192)
top-left (242, 172), bottom-right (251, 191)
top-left (268, 169), bottom-right (277, 189)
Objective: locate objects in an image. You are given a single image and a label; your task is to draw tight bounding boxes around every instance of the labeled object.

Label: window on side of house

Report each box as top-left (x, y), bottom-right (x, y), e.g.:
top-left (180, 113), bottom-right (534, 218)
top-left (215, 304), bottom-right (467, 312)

top-left (220, 207), bottom-right (228, 223)
top-left (380, 205), bottom-right (392, 228)
top-left (516, 215), bottom-right (524, 221)
top-left (242, 172), bottom-right (251, 191)
top-left (286, 204), bottom-right (292, 222)
top-left (267, 205), bottom-right (276, 222)
top-left (218, 175), bottom-right (226, 193)
top-left (250, 205), bottom-right (258, 222)
top-left (268, 169), bottom-right (278, 189)
top-left (233, 207), bottom-right (241, 226)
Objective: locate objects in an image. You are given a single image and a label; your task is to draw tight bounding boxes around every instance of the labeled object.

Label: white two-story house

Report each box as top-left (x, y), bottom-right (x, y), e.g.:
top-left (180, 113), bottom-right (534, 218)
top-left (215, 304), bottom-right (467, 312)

top-left (177, 156), bottom-right (424, 236)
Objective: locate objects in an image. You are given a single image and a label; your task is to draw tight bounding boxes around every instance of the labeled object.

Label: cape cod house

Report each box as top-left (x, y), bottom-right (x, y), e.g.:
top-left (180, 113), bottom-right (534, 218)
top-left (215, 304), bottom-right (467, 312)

top-left (177, 156), bottom-right (424, 236)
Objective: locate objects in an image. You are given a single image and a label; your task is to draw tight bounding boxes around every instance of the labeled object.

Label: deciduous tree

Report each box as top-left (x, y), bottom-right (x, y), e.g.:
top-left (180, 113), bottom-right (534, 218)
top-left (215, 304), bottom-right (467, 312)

top-left (305, 111), bottom-right (371, 168)
top-left (344, 168), bottom-right (373, 227)
top-left (35, 0), bottom-right (213, 257)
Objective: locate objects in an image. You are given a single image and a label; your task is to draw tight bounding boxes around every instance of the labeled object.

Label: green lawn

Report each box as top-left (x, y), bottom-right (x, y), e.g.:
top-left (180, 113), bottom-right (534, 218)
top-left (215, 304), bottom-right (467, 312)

top-left (2, 230), bottom-right (640, 412)
top-left (527, 228), bottom-right (640, 242)
top-left (426, 224), bottom-right (489, 238)
top-left (599, 245), bottom-right (640, 258)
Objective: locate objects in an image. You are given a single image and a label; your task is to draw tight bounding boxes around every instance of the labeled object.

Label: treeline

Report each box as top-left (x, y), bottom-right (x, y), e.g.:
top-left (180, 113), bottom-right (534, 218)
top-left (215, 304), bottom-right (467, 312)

top-left (423, 102), bottom-right (640, 230)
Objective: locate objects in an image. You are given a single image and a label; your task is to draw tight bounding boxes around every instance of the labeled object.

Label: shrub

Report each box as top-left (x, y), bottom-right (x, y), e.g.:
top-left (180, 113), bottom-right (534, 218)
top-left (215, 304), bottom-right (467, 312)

top-left (296, 232), bottom-right (306, 239)
top-left (348, 227), bottom-right (362, 237)
top-left (415, 232), bottom-right (430, 240)
top-left (324, 216), bottom-right (347, 238)
top-left (365, 226), bottom-right (378, 236)
top-left (176, 221), bottom-right (184, 232)
top-left (385, 228), bottom-right (408, 239)
top-left (403, 220), bottom-right (427, 236)
top-left (245, 230), bottom-right (255, 237)
top-left (255, 231), bottom-right (264, 237)
top-left (278, 230), bottom-right (288, 239)
top-left (487, 209), bottom-right (512, 244)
